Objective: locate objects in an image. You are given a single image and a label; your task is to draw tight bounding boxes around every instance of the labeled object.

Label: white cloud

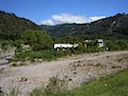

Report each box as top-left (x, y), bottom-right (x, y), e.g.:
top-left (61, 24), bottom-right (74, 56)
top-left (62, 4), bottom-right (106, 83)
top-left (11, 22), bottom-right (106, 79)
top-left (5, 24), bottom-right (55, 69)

top-left (90, 16), bottom-right (106, 22)
top-left (40, 13), bottom-right (106, 26)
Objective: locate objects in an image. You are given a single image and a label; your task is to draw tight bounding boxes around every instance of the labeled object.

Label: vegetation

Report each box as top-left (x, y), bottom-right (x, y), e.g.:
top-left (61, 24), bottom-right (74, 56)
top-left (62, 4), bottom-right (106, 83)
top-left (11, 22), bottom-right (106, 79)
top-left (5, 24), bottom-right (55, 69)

top-left (0, 11), bottom-right (128, 63)
top-left (0, 10), bottom-right (43, 40)
top-left (29, 69), bottom-right (128, 96)
top-left (23, 30), bottom-right (53, 51)
top-left (0, 88), bottom-right (20, 96)
top-left (0, 40), bottom-right (12, 52)
top-left (105, 39), bottom-right (128, 51)
top-left (29, 76), bottom-right (65, 96)
top-left (11, 50), bottom-right (65, 62)
top-left (6, 39), bottom-right (128, 64)
top-left (1, 70), bottom-right (127, 96)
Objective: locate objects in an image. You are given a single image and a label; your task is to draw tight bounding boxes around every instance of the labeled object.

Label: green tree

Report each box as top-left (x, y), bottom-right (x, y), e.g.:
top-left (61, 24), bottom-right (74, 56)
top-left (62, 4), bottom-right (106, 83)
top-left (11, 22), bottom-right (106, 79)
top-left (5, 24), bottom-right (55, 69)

top-left (12, 39), bottom-right (23, 49)
top-left (23, 30), bottom-right (53, 51)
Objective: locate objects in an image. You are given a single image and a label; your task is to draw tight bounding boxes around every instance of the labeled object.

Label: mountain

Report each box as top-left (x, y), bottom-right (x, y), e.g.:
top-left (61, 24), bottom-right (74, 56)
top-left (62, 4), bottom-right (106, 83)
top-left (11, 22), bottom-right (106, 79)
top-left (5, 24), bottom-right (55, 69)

top-left (0, 11), bottom-right (43, 40)
top-left (41, 13), bottom-right (128, 39)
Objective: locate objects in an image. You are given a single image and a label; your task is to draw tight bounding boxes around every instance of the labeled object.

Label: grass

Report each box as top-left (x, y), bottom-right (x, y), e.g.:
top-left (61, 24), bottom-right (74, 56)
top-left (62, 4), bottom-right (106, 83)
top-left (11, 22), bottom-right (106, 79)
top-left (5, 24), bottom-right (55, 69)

top-left (29, 76), bottom-right (65, 96)
top-left (28, 50), bottom-right (64, 61)
top-left (0, 88), bottom-right (19, 96)
top-left (10, 50), bottom-right (65, 63)
top-left (63, 70), bottom-right (128, 96)
top-left (30, 69), bottom-right (128, 96)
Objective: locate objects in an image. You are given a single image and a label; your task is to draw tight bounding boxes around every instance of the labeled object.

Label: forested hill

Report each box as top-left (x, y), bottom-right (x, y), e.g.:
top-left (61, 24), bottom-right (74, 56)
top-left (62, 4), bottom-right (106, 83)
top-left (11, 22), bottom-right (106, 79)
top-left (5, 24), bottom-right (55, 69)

top-left (41, 13), bottom-right (128, 39)
top-left (0, 11), bottom-right (43, 40)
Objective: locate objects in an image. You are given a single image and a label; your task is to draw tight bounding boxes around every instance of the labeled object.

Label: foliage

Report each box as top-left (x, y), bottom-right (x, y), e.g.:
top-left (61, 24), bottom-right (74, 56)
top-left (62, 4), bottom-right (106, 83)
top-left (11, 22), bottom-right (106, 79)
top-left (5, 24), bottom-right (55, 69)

top-left (53, 36), bottom-right (85, 43)
top-left (23, 30), bottom-right (53, 51)
top-left (7, 88), bottom-right (20, 96)
top-left (0, 88), bottom-right (20, 96)
top-left (77, 42), bottom-right (84, 51)
top-left (12, 39), bottom-right (23, 48)
top-left (28, 50), bottom-right (63, 61)
top-left (0, 40), bottom-right (14, 55)
top-left (0, 41), bottom-right (10, 52)
top-left (10, 50), bottom-right (65, 63)
top-left (11, 63), bottom-right (26, 67)
top-left (30, 76), bottom-right (65, 96)
top-left (105, 39), bottom-right (128, 51)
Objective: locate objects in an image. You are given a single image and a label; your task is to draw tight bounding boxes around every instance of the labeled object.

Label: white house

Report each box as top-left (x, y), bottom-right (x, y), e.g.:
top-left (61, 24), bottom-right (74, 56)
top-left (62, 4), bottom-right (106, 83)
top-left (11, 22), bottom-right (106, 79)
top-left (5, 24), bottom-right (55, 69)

top-left (54, 44), bottom-right (78, 50)
top-left (54, 44), bottom-right (72, 49)
top-left (84, 39), bottom-right (104, 48)
top-left (98, 39), bottom-right (104, 48)
top-left (85, 40), bottom-right (92, 43)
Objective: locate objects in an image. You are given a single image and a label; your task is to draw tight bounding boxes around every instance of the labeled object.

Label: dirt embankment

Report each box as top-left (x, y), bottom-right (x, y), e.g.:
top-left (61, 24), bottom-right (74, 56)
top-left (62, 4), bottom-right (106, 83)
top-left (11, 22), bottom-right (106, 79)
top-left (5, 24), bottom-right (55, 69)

top-left (0, 51), bottom-right (128, 96)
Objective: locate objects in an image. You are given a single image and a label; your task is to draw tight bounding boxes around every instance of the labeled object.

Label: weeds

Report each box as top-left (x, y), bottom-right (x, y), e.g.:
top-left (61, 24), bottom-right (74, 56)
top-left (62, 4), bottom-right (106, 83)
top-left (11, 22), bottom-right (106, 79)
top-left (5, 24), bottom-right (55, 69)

top-left (11, 63), bottom-right (26, 67)
top-left (11, 50), bottom-right (65, 63)
top-left (0, 88), bottom-right (20, 96)
top-left (112, 65), bottom-right (122, 69)
top-left (1, 70), bottom-right (128, 96)
top-left (30, 76), bottom-right (65, 96)
top-left (30, 70), bottom-right (128, 96)
top-left (7, 88), bottom-right (20, 96)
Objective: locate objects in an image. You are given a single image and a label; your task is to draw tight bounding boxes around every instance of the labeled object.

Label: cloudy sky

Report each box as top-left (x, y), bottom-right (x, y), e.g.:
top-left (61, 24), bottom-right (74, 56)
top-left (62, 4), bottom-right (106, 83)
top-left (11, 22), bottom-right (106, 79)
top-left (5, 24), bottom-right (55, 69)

top-left (0, 0), bottom-right (128, 25)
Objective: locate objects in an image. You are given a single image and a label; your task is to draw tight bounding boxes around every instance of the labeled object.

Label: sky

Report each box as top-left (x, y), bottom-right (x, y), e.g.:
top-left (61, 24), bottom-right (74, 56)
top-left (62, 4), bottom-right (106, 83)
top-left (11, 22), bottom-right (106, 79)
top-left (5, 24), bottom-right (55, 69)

top-left (0, 0), bottom-right (128, 25)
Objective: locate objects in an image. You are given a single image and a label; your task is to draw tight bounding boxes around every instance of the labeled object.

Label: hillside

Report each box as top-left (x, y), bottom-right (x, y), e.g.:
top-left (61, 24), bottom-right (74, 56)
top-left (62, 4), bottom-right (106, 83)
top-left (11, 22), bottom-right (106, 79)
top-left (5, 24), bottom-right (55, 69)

top-left (41, 13), bottom-right (128, 39)
top-left (0, 11), bottom-right (43, 40)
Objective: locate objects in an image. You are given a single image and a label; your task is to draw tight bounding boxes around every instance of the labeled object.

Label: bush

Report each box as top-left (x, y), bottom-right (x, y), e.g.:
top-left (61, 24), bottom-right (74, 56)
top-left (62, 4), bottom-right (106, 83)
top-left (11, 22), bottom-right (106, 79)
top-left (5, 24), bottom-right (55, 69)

top-left (30, 76), bottom-right (65, 96)
top-left (28, 50), bottom-right (64, 61)
top-left (11, 50), bottom-right (66, 62)
top-left (105, 39), bottom-right (128, 51)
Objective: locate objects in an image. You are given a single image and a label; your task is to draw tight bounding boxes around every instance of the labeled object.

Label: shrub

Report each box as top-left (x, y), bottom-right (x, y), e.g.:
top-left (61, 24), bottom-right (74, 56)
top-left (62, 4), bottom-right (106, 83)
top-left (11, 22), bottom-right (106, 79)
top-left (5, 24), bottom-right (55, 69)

top-left (30, 76), bottom-right (65, 96)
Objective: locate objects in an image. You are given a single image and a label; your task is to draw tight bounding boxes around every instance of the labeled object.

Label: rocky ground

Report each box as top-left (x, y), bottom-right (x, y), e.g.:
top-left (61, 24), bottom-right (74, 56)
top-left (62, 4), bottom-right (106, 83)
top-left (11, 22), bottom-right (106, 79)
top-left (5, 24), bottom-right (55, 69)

top-left (0, 51), bottom-right (128, 96)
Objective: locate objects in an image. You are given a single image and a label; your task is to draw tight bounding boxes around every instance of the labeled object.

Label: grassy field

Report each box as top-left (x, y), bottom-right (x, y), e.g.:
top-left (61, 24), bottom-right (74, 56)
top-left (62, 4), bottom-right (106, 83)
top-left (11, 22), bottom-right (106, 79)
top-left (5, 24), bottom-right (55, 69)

top-left (30, 69), bottom-right (128, 96)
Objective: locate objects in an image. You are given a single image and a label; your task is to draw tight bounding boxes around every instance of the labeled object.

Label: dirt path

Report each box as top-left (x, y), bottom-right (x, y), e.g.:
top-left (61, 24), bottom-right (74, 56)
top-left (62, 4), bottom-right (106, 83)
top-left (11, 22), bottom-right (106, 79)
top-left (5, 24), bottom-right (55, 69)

top-left (0, 51), bottom-right (128, 96)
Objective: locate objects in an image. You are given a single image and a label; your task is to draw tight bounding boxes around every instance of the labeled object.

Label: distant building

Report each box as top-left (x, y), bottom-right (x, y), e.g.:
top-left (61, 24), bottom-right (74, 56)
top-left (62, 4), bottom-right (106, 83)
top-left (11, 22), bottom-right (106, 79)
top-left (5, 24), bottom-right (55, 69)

top-left (98, 39), bottom-right (104, 48)
top-left (85, 40), bottom-right (92, 43)
top-left (54, 44), bottom-right (78, 51)
top-left (84, 39), bottom-right (104, 48)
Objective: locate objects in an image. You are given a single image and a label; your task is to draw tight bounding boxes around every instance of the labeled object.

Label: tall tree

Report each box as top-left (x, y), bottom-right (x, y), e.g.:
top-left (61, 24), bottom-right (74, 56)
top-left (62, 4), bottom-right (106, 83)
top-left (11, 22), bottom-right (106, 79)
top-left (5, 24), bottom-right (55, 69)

top-left (23, 30), bottom-right (53, 51)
